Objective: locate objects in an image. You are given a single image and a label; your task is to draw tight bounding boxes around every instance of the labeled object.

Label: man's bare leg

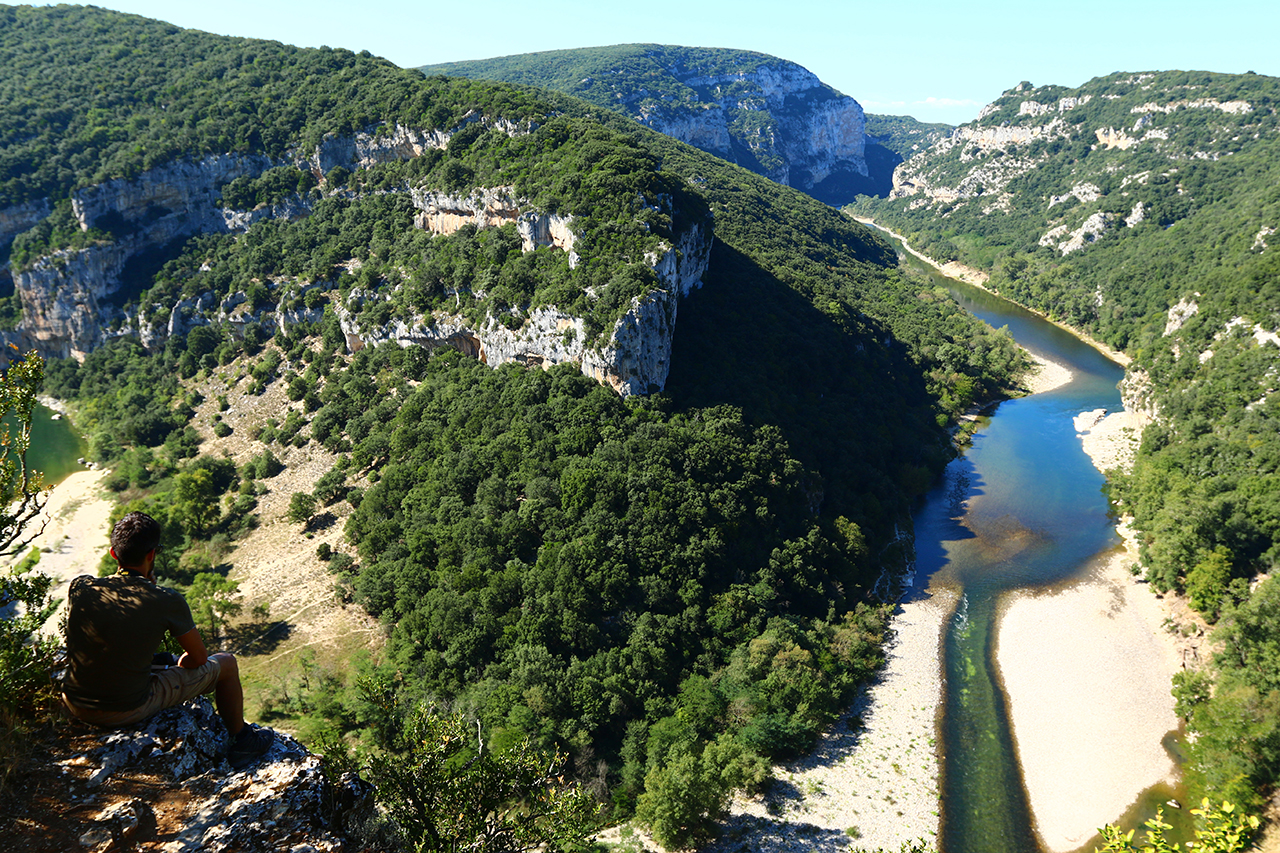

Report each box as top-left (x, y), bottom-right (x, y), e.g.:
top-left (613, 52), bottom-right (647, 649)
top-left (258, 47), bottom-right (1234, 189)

top-left (210, 652), bottom-right (244, 737)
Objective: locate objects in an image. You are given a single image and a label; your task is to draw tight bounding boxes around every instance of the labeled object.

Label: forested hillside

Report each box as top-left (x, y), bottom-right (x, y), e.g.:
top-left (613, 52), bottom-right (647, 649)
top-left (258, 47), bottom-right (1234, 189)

top-left (421, 43), bottom-right (913, 202)
top-left (1, 5), bottom-right (1028, 847)
top-left (858, 69), bottom-right (1280, 816)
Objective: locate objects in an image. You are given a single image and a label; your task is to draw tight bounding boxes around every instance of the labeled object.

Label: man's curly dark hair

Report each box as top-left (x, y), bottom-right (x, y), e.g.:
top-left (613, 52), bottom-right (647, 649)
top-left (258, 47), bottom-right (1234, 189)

top-left (111, 511), bottom-right (161, 567)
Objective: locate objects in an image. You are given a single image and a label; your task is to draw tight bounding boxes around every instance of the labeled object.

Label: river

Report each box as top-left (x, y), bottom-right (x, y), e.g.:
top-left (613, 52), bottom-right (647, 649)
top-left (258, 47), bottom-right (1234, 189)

top-left (886, 237), bottom-right (1187, 852)
top-left (17, 403), bottom-right (88, 486)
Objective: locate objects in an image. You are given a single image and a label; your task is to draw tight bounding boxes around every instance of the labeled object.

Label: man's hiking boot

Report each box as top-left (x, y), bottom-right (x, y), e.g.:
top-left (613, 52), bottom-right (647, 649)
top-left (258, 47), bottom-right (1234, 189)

top-left (227, 723), bottom-right (274, 769)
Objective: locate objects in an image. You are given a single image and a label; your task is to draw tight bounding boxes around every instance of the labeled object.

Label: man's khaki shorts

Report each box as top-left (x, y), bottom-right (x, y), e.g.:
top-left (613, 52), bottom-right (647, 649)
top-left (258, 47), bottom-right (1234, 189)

top-left (63, 659), bottom-right (221, 727)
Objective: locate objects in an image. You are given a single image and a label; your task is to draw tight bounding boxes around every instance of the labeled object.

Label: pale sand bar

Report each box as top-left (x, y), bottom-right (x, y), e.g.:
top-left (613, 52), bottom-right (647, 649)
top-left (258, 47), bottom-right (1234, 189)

top-left (2, 468), bottom-right (117, 636)
top-left (996, 380), bottom-right (1181, 853)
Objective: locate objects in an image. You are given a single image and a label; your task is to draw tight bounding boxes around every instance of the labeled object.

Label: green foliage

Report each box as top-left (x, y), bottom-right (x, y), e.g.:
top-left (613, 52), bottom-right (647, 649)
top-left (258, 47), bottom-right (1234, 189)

top-left (855, 71), bottom-right (1280, 813)
top-left (423, 45), bottom-right (796, 177)
top-left (287, 492), bottom-right (317, 525)
top-left (312, 344), bottom-right (893, 825)
top-left (1094, 800), bottom-right (1258, 852)
top-left (634, 734), bottom-right (768, 848)
top-left (9, 10), bottom-right (1041, 831)
top-left (0, 350), bottom-right (57, 788)
top-left (423, 45), bottom-right (916, 204)
top-left (0, 568), bottom-right (58, 724)
top-left (1185, 546), bottom-right (1234, 621)
top-left (351, 682), bottom-right (600, 852)
top-left (219, 167), bottom-right (317, 210)
top-left (863, 114), bottom-right (952, 158)
top-left (0, 5), bottom-right (547, 209)
top-left (187, 572), bottom-right (242, 642)
top-left (0, 351), bottom-right (49, 556)
top-left (9, 198), bottom-right (111, 271)
top-left (857, 70), bottom-right (1280, 352)
top-left (1174, 577), bottom-right (1280, 809)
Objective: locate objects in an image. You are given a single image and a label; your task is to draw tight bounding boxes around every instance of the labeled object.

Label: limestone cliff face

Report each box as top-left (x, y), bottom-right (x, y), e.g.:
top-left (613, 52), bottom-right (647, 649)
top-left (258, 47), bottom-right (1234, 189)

top-left (311, 123), bottom-right (451, 174)
top-left (632, 60), bottom-right (866, 192)
top-left (0, 197), bottom-right (52, 245)
top-left (11, 242), bottom-right (131, 359)
top-left (70, 154), bottom-right (273, 238)
top-left (4, 127), bottom-right (437, 360)
top-left (7, 154), bottom-right (272, 359)
top-left (409, 187), bottom-right (580, 265)
top-left (338, 189), bottom-right (712, 396)
top-left (10, 147), bottom-right (711, 398)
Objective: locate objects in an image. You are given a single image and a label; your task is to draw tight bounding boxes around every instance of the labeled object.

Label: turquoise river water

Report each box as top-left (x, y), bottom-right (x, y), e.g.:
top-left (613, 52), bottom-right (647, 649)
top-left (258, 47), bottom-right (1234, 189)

top-left (886, 243), bottom-right (1187, 852)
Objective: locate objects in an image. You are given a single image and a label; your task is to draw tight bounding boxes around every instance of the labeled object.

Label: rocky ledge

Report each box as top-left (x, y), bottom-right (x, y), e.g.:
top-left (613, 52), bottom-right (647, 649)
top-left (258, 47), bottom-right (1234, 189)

top-left (1, 699), bottom-right (372, 853)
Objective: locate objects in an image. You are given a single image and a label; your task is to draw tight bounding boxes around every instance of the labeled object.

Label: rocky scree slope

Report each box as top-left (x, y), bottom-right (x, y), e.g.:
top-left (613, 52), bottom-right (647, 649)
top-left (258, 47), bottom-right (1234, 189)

top-left (421, 43), bottom-right (898, 204)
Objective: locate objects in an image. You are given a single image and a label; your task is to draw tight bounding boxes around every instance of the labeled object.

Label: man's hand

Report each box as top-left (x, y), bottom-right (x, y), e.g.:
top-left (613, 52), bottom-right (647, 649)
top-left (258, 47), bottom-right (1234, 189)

top-left (175, 627), bottom-right (209, 669)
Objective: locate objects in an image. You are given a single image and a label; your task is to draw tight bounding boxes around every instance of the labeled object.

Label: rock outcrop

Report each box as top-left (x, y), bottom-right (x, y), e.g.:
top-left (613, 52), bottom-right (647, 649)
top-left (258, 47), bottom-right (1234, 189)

top-left (634, 61), bottom-right (867, 193)
top-left (7, 106), bottom-right (708, 397)
top-left (0, 198), bottom-right (52, 246)
top-left (338, 188), bottom-right (712, 396)
top-left (52, 699), bottom-right (371, 853)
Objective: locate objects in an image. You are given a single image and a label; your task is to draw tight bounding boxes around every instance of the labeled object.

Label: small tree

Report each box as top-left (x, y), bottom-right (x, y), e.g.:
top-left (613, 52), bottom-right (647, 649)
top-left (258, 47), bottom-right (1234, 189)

top-left (1186, 546), bottom-right (1233, 622)
top-left (0, 350), bottom-right (50, 555)
top-left (0, 350), bottom-right (58, 778)
top-left (187, 572), bottom-right (242, 642)
top-left (362, 699), bottom-right (600, 852)
top-left (287, 491), bottom-right (317, 525)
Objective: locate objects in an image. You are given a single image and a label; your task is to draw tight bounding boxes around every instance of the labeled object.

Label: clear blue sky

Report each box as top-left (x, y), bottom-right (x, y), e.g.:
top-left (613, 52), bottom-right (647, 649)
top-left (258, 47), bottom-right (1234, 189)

top-left (29, 1), bottom-right (1280, 125)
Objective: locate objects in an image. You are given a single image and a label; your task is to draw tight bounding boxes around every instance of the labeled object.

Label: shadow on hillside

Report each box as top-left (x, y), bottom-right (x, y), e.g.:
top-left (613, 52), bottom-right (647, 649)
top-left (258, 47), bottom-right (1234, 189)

top-left (666, 238), bottom-right (942, 537)
top-left (228, 616), bottom-right (292, 656)
top-left (304, 511), bottom-right (338, 533)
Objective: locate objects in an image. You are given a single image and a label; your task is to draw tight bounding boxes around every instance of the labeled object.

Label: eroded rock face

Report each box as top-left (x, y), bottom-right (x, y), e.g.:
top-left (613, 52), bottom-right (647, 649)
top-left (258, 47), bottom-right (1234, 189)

top-left (71, 154), bottom-right (274, 238)
top-left (4, 121), bottom-right (460, 360)
top-left (11, 242), bottom-right (132, 360)
top-left (0, 198), bottom-right (52, 245)
top-left (8, 122), bottom-right (708, 398)
top-left (409, 187), bottom-right (580, 265)
top-left (632, 60), bottom-right (867, 192)
top-left (58, 699), bottom-right (370, 853)
top-left (311, 123), bottom-right (450, 174)
top-left (337, 198), bottom-right (712, 396)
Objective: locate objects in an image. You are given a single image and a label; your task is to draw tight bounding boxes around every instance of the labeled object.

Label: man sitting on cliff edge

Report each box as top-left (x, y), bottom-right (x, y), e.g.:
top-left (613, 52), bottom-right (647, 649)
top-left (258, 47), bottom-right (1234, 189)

top-left (61, 511), bottom-right (273, 769)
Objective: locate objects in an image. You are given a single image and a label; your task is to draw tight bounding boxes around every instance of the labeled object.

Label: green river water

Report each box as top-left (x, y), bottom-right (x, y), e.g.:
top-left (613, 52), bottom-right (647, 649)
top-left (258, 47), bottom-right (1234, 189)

top-left (888, 243), bottom-right (1189, 852)
top-left (25, 404), bottom-right (87, 486)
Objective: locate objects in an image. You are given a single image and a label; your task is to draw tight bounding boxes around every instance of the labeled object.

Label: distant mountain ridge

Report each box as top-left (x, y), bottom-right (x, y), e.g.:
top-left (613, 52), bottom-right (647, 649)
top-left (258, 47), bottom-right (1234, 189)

top-left (421, 44), bottom-right (930, 204)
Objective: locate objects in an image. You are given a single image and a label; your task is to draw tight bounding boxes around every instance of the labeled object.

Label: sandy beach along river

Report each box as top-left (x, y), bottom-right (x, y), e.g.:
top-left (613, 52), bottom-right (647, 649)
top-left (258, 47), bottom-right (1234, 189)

top-left (995, 402), bottom-right (1183, 853)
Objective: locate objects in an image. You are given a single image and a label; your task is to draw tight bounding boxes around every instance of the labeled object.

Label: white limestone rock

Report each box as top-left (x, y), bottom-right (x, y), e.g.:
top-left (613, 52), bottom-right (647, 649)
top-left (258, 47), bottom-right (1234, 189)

top-left (337, 214), bottom-right (712, 396)
top-left (1164, 297), bottom-right (1200, 336)
top-left (0, 198), bottom-right (52, 245)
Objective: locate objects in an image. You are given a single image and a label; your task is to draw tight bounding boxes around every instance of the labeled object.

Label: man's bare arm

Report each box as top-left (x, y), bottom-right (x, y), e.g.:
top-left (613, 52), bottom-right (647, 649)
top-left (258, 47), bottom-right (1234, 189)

top-left (175, 628), bottom-right (209, 668)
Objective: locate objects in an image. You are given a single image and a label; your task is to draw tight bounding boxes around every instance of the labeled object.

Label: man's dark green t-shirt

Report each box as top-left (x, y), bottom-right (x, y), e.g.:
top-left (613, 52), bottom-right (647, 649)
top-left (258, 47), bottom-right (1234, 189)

top-left (63, 573), bottom-right (197, 711)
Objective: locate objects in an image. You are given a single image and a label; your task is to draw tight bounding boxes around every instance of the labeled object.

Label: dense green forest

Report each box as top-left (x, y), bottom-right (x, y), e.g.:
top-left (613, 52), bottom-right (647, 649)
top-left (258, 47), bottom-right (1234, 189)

top-left (0, 5), bottom-right (1031, 848)
top-left (858, 69), bottom-right (1280, 817)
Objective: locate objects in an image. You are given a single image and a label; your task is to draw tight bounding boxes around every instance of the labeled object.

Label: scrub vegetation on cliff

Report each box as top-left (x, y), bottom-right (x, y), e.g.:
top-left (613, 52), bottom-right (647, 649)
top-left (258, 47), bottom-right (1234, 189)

top-left (859, 69), bottom-right (1280, 825)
